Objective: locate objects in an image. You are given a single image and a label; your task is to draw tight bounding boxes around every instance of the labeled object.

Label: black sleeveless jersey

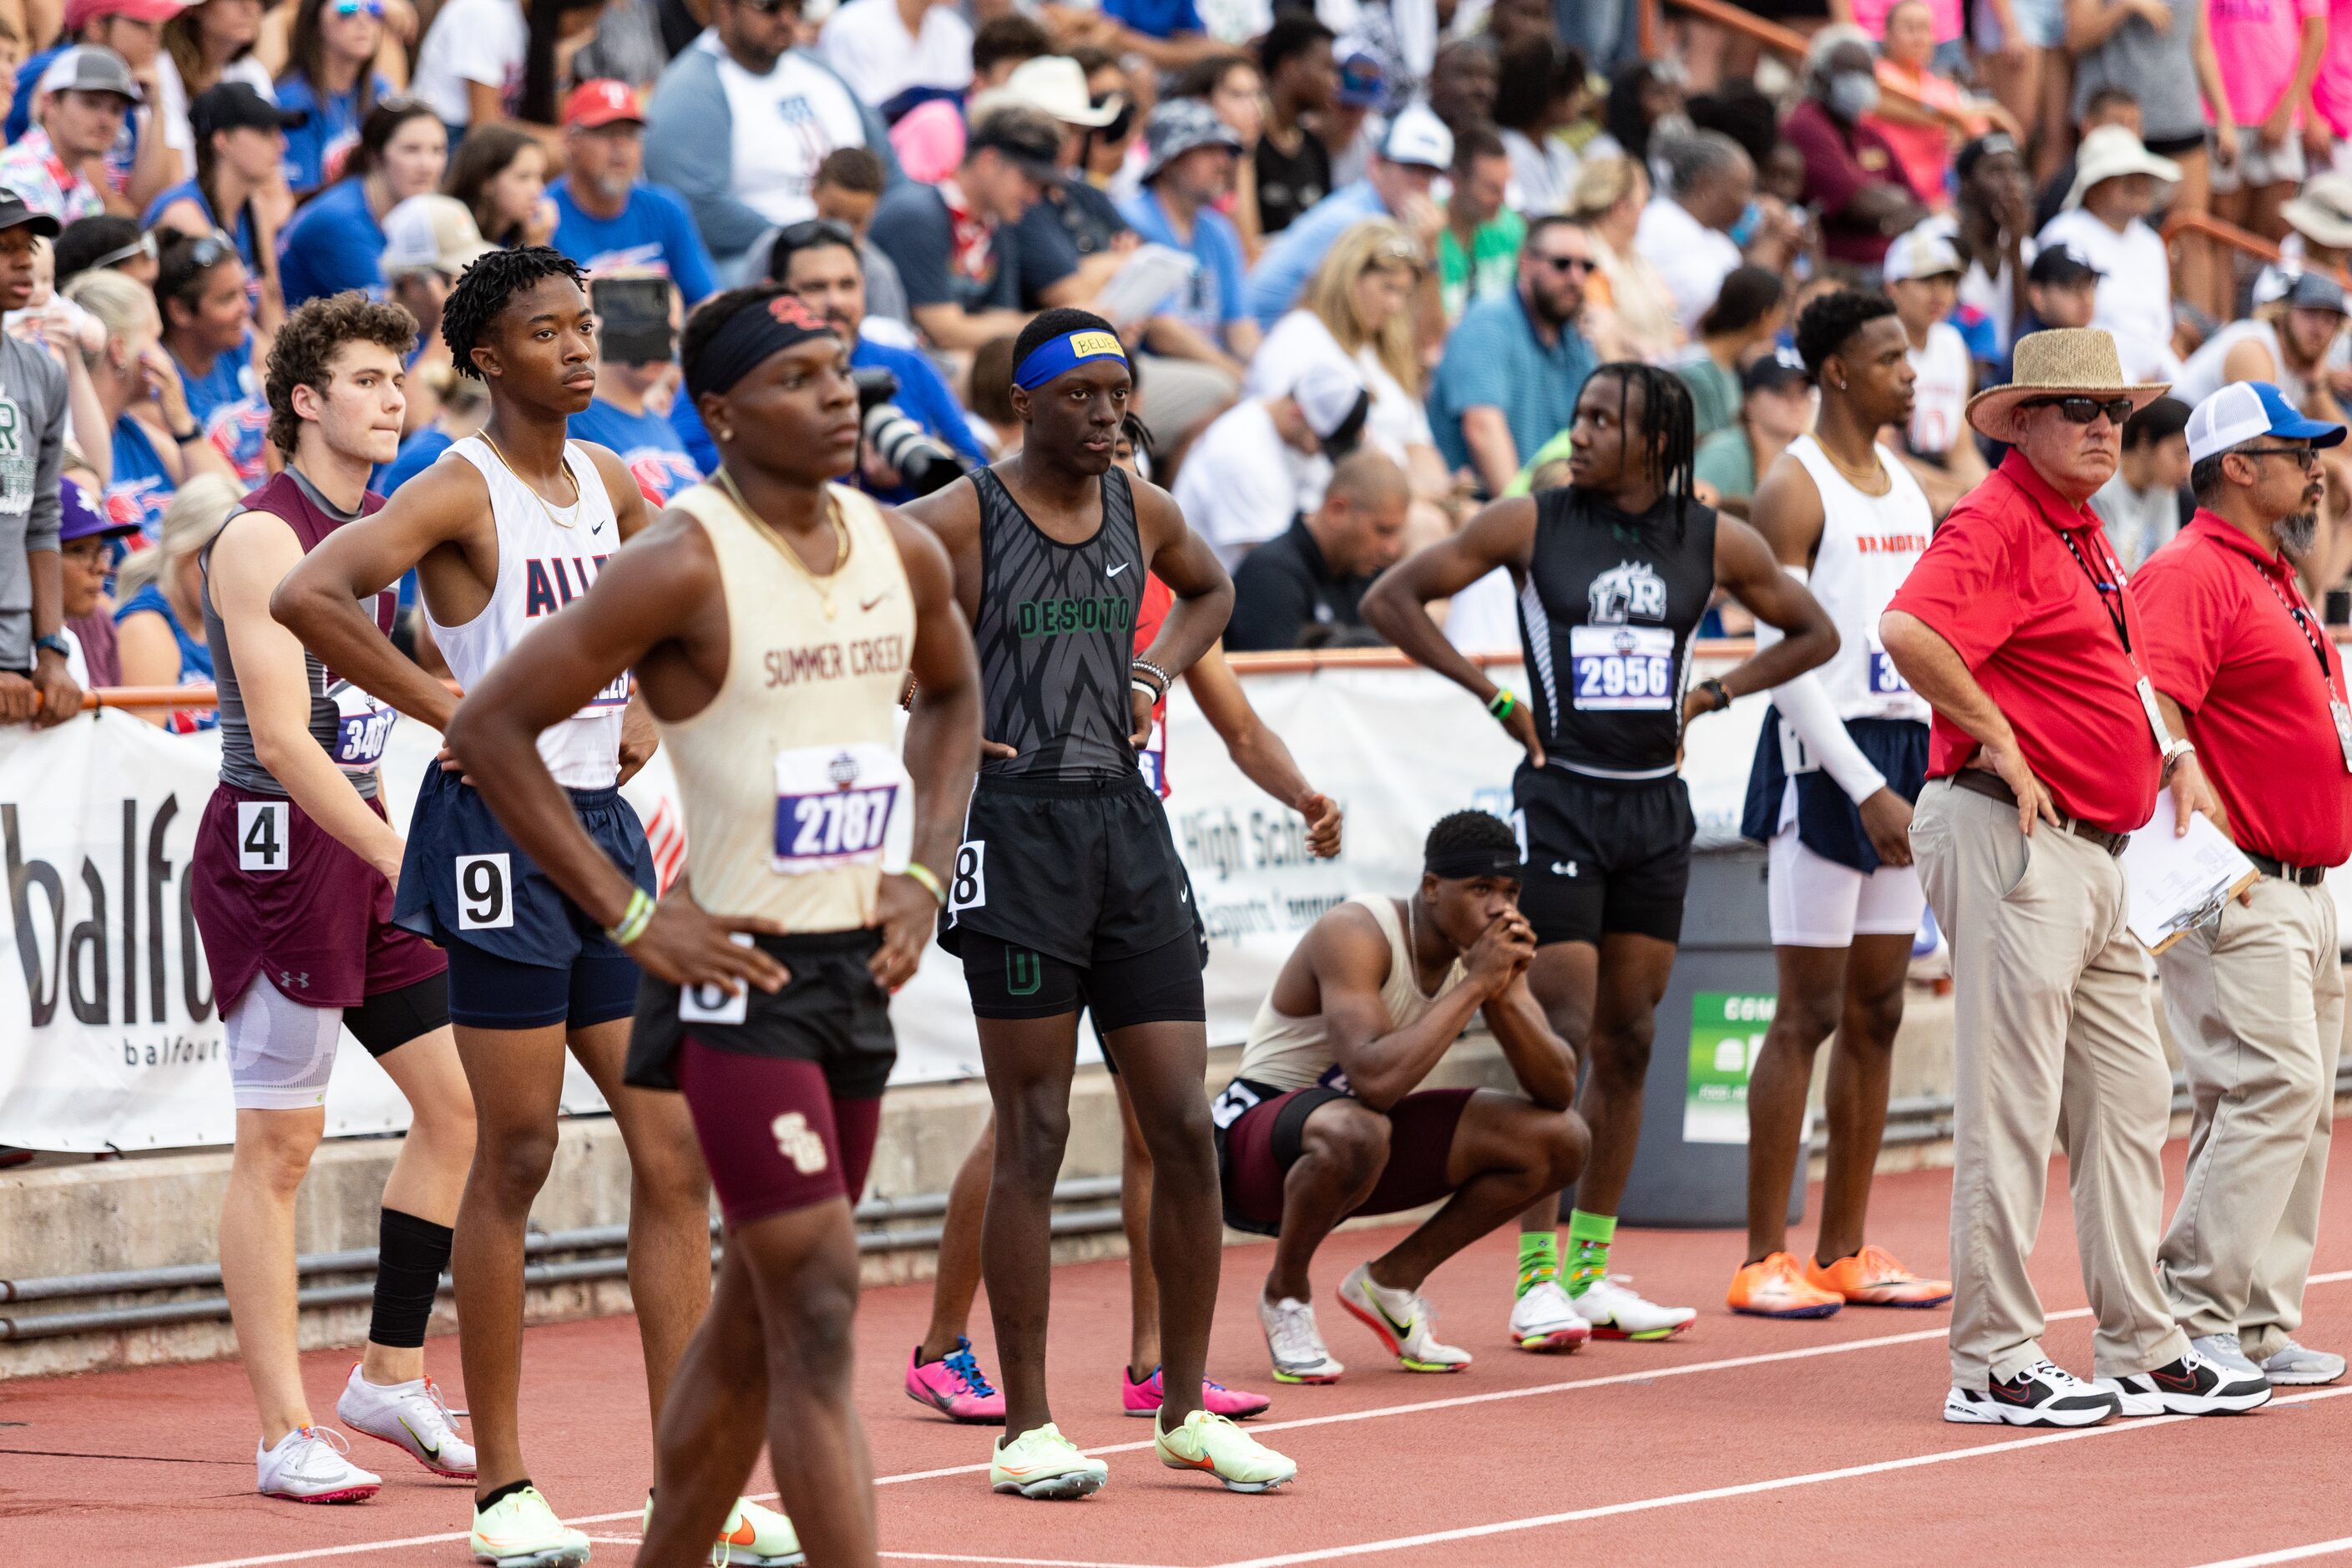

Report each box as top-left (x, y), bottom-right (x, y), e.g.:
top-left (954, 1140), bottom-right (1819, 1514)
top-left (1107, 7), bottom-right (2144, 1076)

top-left (969, 464), bottom-right (1144, 782)
top-left (1515, 486), bottom-right (1719, 781)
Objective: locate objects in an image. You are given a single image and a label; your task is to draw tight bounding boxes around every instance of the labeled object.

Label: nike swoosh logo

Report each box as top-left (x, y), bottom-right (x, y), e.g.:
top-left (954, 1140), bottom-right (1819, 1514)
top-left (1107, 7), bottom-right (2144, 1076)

top-left (862, 591), bottom-right (889, 610)
top-left (1108, 562), bottom-right (1130, 577)
top-left (725, 1522), bottom-right (757, 1545)
top-left (397, 1415), bottom-right (439, 1459)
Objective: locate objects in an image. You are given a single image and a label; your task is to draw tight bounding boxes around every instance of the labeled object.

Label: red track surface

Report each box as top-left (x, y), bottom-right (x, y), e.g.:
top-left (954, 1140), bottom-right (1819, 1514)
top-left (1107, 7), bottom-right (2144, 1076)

top-left (11, 1141), bottom-right (2352, 1568)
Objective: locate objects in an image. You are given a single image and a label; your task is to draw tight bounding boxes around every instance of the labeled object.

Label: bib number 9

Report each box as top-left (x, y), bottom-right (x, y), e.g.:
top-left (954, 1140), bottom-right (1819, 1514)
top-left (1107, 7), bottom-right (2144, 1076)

top-left (237, 800), bottom-right (289, 873)
top-left (1569, 625), bottom-right (1676, 711)
top-left (455, 853), bottom-right (513, 930)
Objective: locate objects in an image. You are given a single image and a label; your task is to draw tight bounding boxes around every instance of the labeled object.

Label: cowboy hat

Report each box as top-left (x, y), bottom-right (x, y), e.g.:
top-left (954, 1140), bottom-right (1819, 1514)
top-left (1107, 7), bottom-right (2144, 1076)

top-left (2063, 124), bottom-right (2181, 212)
top-left (1965, 327), bottom-right (2171, 442)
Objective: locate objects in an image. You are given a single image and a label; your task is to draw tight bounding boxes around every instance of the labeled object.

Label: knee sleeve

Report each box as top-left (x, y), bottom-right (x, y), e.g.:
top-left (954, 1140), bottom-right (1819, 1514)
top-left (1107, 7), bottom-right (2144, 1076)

top-left (370, 1207), bottom-right (453, 1349)
top-left (226, 979), bottom-right (345, 1111)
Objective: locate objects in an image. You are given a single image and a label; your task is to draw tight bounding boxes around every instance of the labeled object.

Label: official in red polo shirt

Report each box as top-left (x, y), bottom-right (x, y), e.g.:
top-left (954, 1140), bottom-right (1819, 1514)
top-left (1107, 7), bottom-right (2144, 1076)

top-left (1881, 328), bottom-right (2269, 1429)
top-left (2131, 381), bottom-right (2352, 1393)
top-left (1779, 28), bottom-right (1925, 271)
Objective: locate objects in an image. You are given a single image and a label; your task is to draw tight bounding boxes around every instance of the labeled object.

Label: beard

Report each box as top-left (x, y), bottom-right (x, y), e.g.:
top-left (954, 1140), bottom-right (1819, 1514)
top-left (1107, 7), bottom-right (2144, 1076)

top-left (2279, 509), bottom-right (2319, 558)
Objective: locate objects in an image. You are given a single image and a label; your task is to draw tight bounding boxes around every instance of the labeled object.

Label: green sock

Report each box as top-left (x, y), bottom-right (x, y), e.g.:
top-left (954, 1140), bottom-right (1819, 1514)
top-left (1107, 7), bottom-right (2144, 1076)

top-left (1515, 1231), bottom-right (1560, 1297)
top-left (1565, 1209), bottom-right (1616, 1297)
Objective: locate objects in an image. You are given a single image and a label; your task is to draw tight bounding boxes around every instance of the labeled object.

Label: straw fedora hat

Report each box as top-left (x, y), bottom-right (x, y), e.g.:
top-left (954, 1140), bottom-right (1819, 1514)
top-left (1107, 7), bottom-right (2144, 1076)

top-left (1965, 327), bottom-right (2171, 442)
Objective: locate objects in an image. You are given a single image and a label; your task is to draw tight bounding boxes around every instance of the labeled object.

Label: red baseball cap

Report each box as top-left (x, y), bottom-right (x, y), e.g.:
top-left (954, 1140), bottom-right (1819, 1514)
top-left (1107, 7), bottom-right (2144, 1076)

top-left (563, 79), bottom-right (643, 130)
top-left (64, 0), bottom-right (185, 32)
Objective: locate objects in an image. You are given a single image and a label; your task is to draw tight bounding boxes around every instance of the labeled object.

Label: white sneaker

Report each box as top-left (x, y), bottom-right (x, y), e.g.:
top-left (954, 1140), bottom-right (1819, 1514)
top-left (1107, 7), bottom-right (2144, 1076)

top-left (1509, 1279), bottom-right (1591, 1353)
top-left (1336, 1262), bottom-right (1472, 1373)
top-left (255, 1424), bottom-right (381, 1503)
top-left (336, 1362), bottom-right (477, 1478)
top-left (2260, 1338), bottom-right (2347, 1386)
top-left (2189, 1333), bottom-right (2262, 1376)
top-left (1572, 1274), bottom-right (1697, 1341)
top-left (2102, 1345), bottom-right (2271, 1415)
top-left (1258, 1294), bottom-right (1344, 1384)
top-left (1947, 1359), bottom-right (2120, 1428)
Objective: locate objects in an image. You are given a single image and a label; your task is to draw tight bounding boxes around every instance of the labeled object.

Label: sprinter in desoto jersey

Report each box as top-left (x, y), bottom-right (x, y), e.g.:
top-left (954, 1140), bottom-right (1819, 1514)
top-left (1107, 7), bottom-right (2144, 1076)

top-left (448, 287), bottom-right (984, 1568)
top-left (193, 293), bottom-right (476, 1508)
top-left (1732, 291), bottom-right (1954, 1321)
top-left (272, 251), bottom-right (793, 1568)
top-left (1363, 362), bottom-right (1839, 1352)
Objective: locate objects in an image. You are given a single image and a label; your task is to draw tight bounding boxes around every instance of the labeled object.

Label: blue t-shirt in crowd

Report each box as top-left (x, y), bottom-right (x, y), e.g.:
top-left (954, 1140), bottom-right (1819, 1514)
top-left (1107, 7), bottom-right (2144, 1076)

top-left (1119, 187), bottom-right (1246, 345)
top-left (179, 333), bottom-right (271, 484)
top-left (108, 416), bottom-right (176, 541)
top-left (548, 177), bottom-right (720, 305)
top-left (276, 72), bottom-right (390, 192)
top-left (278, 178), bottom-right (387, 306)
top-left (1245, 180), bottom-right (1388, 326)
top-left (852, 335), bottom-right (988, 503)
top-left (1103, 0), bottom-right (1202, 36)
top-left (114, 581), bottom-right (218, 733)
top-left (667, 393), bottom-right (719, 477)
top-left (1425, 291), bottom-right (1596, 482)
top-left (569, 397), bottom-right (702, 505)
top-left (376, 427), bottom-right (454, 498)
top-left (146, 180), bottom-right (266, 311)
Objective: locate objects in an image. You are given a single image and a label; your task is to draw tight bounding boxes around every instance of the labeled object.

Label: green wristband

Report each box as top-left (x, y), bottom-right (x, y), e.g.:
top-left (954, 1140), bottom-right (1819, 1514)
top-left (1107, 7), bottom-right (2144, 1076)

top-left (903, 861), bottom-right (948, 908)
top-left (604, 887), bottom-right (655, 947)
top-left (1486, 689), bottom-right (1516, 721)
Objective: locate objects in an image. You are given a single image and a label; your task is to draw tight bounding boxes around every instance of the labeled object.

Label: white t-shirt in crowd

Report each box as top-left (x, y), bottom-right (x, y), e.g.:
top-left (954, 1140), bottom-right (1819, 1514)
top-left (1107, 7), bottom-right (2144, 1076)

top-left (1500, 127), bottom-right (1579, 216)
top-left (411, 0), bottom-right (528, 128)
top-left (1905, 319), bottom-right (1971, 458)
top-left (2036, 208), bottom-right (2182, 382)
top-left (154, 53), bottom-right (275, 165)
top-left (2172, 317), bottom-right (2310, 408)
top-left (818, 0), bottom-right (972, 112)
top-left (1634, 195), bottom-right (1743, 333)
top-left (1173, 399), bottom-right (1329, 569)
top-left (1245, 310), bottom-right (1434, 490)
top-left (706, 39), bottom-right (871, 226)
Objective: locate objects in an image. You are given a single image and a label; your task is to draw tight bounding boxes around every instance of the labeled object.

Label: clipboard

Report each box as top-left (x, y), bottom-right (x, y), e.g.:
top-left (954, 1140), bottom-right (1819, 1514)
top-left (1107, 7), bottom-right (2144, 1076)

top-left (2120, 792), bottom-right (2261, 954)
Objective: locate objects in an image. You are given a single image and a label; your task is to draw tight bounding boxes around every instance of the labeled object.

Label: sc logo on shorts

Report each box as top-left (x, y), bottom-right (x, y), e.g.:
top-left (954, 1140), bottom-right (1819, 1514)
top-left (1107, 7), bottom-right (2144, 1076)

top-left (772, 1111), bottom-right (829, 1174)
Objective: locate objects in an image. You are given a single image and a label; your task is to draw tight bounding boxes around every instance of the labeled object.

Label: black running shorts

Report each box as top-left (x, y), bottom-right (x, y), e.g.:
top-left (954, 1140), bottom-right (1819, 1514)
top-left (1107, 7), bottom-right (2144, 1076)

top-left (625, 929), bottom-right (898, 1099)
top-left (1512, 766), bottom-right (1694, 947)
top-left (958, 928), bottom-right (1205, 1030)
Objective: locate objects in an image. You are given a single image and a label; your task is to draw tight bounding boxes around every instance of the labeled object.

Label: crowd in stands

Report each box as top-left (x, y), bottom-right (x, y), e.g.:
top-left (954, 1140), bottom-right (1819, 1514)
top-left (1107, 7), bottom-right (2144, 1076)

top-left (2, 0), bottom-right (2352, 703)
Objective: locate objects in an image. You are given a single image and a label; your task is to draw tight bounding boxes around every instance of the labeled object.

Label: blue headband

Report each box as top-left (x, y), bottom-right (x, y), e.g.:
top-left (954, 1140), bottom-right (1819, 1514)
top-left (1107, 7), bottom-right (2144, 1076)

top-left (1014, 329), bottom-right (1128, 391)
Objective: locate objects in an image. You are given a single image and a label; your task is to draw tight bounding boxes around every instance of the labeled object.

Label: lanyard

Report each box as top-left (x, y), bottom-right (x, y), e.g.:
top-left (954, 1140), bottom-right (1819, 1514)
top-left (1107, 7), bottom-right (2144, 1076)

top-left (2249, 559), bottom-right (2335, 688)
top-left (2053, 524), bottom-right (2132, 655)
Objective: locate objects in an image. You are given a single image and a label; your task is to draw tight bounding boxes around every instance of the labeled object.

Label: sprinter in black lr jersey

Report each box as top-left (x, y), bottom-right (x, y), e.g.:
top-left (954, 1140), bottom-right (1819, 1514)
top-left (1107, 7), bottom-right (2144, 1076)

top-left (904, 308), bottom-right (1297, 1499)
top-left (1363, 362), bottom-right (1837, 1346)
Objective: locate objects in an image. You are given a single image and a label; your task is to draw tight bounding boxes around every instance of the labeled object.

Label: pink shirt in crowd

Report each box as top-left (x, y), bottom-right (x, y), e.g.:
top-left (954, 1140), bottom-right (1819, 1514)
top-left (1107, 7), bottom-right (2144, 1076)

top-left (1846, 0), bottom-right (1964, 39)
top-left (2206, 0), bottom-right (2328, 128)
top-left (2309, 0), bottom-right (2352, 136)
top-left (1868, 63), bottom-right (1990, 205)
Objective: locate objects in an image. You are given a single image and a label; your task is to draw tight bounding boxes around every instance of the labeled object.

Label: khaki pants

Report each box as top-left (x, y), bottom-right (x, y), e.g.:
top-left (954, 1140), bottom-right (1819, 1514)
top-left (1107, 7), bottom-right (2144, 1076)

top-left (2156, 875), bottom-right (2344, 1360)
top-left (1912, 778), bottom-right (2190, 1388)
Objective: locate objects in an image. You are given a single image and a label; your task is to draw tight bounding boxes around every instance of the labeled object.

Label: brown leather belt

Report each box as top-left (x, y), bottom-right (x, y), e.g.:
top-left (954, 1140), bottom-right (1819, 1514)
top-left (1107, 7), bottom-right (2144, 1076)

top-left (1950, 768), bottom-right (2129, 857)
top-left (2246, 852), bottom-right (2327, 886)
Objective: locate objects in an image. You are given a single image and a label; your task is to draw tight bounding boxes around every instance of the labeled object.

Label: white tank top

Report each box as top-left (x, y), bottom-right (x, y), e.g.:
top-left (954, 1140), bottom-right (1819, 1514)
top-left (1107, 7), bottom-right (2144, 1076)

top-left (1237, 897), bottom-right (1469, 1091)
top-left (655, 481), bottom-right (913, 932)
top-left (2172, 318), bottom-right (2307, 410)
top-left (1784, 434), bottom-right (1932, 723)
top-left (1904, 320), bottom-right (1971, 458)
top-left (427, 437), bottom-right (627, 789)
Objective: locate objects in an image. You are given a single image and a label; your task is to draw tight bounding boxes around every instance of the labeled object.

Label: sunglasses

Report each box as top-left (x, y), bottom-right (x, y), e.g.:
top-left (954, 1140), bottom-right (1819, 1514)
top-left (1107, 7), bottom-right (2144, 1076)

top-left (327, 0), bottom-right (386, 16)
top-left (90, 230), bottom-right (158, 270)
top-left (776, 217), bottom-right (857, 250)
top-left (2233, 443), bottom-right (2322, 471)
top-left (2022, 395), bottom-right (2134, 426)
top-left (1534, 253), bottom-right (1594, 275)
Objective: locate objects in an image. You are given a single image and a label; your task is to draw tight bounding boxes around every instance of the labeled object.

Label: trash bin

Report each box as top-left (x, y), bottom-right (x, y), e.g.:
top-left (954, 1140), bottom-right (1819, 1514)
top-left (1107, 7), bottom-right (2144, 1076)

top-left (1614, 844), bottom-right (1805, 1229)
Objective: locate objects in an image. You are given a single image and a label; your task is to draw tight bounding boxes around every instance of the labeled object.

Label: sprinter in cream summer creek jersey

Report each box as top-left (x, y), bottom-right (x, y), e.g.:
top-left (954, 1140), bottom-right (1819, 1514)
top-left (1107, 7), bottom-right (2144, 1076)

top-left (448, 287), bottom-right (983, 1568)
top-left (273, 251), bottom-right (793, 1568)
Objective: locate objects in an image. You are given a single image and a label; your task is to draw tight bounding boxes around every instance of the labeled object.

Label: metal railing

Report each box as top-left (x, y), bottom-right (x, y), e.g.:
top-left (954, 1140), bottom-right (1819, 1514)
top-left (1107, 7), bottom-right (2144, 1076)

top-left (1643, 0), bottom-right (1974, 130)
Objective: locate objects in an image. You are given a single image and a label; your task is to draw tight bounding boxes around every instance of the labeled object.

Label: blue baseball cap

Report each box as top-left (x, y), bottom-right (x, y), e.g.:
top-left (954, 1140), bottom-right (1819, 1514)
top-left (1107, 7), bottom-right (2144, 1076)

top-left (2184, 381), bottom-right (2347, 463)
top-left (57, 476), bottom-right (135, 544)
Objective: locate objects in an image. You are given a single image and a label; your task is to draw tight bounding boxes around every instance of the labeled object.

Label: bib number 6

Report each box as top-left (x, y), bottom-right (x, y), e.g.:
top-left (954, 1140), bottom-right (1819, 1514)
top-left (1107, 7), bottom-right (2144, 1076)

top-left (455, 853), bottom-right (513, 930)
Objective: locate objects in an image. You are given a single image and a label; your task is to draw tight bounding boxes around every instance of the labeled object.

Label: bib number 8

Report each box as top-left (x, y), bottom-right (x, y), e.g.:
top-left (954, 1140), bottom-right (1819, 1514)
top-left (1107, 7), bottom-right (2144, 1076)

top-left (950, 841), bottom-right (986, 911)
top-left (455, 853), bottom-right (513, 930)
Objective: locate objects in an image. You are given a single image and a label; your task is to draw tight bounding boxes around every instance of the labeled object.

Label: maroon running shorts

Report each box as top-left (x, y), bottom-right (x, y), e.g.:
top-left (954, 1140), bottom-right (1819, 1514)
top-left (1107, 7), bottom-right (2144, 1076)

top-left (190, 781), bottom-right (447, 1014)
top-left (676, 1039), bottom-right (883, 1230)
top-left (1219, 1085), bottom-right (1475, 1232)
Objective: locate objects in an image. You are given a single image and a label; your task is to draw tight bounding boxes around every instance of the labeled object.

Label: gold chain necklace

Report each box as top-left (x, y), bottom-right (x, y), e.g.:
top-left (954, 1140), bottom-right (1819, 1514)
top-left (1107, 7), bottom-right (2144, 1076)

top-left (1813, 435), bottom-right (1890, 493)
top-left (717, 467), bottom-right (849, 619)
top-left (480, 432), bottom-right (584, 529)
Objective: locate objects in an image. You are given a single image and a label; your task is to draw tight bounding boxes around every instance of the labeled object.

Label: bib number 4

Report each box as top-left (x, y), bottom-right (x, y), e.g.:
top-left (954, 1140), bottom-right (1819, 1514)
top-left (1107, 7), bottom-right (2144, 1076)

top-left (237, 800), bottom-right (289, 873)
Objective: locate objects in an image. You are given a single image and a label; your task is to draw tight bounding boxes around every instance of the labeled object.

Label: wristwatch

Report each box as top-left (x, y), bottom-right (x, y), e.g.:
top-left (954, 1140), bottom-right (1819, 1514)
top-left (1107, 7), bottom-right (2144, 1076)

top-left (33, 632), bottom-right (68, 661)
top-left (2160, 736), bottom-right (2197, 779)
top-left (1696, 676), bottom-right (1731, 714)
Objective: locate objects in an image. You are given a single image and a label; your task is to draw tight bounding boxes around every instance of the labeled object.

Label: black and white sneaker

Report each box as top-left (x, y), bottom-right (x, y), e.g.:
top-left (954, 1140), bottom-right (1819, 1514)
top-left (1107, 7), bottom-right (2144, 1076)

top-left (2097, 1345), bottom-right (2271, 1415)
top-left (1944, 1359), bottom-right (2121, 1427)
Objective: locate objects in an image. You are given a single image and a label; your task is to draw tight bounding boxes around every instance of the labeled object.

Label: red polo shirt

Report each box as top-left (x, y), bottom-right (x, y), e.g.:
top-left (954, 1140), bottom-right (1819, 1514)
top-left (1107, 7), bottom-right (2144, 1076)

top-left (1885, 450), bottom-right (2162, 833)
top-left (2130, 511), bottom-right (2352, 867)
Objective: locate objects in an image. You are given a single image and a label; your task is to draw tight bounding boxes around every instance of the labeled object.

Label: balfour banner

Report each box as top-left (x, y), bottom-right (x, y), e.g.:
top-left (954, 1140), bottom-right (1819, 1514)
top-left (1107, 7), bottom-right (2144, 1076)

top-left (0, 660), bottom-right (1770, 1152)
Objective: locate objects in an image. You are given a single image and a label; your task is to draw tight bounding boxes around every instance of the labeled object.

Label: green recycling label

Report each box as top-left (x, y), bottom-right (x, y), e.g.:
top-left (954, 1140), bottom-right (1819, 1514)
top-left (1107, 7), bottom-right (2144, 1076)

top-left (1684, 991), bottom-right (1777, 1146)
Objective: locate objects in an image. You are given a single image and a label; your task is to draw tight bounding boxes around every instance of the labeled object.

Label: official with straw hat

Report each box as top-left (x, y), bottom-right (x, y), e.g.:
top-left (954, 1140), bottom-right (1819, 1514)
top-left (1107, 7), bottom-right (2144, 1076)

top-left (1880, 327), bottom-right (2274, 1429)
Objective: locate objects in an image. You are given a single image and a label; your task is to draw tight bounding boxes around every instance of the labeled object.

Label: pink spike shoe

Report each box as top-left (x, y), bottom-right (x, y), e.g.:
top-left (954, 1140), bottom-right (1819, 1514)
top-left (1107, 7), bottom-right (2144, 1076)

top-left (904, 1338), bottom-right (1006, 1424)
top-left (1121, 1364), bottom-right (1272, 1419)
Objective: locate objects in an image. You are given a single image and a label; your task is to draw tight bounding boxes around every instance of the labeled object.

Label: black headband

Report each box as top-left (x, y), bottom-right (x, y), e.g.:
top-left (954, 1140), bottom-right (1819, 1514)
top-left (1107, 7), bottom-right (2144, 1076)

top-left (1424, 845), bottom-right (1523, 881)
top-left (683, 293), bottom-right (838, 403)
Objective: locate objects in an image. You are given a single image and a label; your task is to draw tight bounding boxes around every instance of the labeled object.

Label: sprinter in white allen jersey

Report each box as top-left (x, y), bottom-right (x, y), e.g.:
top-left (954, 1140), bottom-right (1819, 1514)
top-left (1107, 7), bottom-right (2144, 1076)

top-left (1730, 289), bottom-right (1954, 1321)
top-left (274, 253), bottom-right (797, 1568)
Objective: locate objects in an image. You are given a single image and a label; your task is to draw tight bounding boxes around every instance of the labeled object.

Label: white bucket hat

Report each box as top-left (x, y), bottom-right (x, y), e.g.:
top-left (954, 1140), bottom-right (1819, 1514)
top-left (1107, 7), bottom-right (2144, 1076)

top-left (2063, 124), bottom-right (2182, 212)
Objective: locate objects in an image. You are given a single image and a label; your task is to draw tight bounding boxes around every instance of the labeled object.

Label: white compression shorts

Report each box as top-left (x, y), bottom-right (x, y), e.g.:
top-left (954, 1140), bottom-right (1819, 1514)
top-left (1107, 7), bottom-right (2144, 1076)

top-left (1768, 822), bottom-right (1927, 949)
top-left (225, 979), bottom-right (345, 1111)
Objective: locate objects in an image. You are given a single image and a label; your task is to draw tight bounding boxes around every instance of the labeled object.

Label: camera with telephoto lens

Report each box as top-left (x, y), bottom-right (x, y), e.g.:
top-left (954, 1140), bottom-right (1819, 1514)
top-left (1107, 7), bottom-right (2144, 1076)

top-left (851, 367), bottom-right (970, 496)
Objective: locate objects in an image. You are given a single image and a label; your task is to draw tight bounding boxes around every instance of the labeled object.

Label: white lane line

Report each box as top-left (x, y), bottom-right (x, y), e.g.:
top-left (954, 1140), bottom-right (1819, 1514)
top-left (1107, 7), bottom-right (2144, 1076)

top-left (2185, 1539), bottom-right (2352, 1568)
top-left (1201, 1385), bottom-right (2352, 1568)
top-left (167, 1268), bottom-right (2352, 1568)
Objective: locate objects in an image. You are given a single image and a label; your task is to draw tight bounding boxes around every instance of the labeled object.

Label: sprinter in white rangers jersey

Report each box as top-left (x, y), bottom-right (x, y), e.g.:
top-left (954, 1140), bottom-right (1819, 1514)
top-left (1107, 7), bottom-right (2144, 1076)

top-left (1729, 288), bottom-right (1954, 1321)
top-left (273, 254), bottom-right (797, 1568)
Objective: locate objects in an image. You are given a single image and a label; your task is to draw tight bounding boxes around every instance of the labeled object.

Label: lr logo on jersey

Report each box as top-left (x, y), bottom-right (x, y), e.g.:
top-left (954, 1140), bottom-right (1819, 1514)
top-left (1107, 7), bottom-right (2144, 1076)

top-left (1588, 560), bottom-right (1667, 624)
